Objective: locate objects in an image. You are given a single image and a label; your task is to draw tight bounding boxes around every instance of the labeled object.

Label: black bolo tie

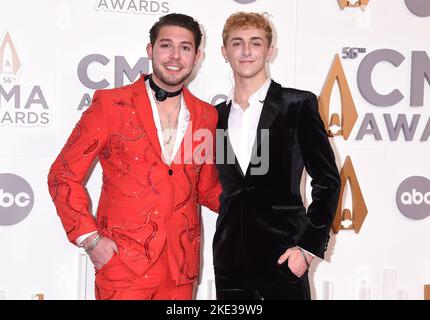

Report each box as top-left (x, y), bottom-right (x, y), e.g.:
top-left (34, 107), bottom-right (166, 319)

top-left (145, 74), bottom-right (182, 102)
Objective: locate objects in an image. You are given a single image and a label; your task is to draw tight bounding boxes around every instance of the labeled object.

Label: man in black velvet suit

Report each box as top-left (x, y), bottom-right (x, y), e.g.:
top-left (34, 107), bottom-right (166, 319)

top-left (213, 12), bottom-right (341, 300)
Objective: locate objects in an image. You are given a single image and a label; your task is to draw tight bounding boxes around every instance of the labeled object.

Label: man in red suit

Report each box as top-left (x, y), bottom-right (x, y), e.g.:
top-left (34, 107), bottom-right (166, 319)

top-left (48, 13), bottom-right (221, 300)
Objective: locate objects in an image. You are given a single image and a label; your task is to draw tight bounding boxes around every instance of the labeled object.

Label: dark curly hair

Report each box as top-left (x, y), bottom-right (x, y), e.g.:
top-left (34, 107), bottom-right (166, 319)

top-left (149, 13), bottom-right (202, 52)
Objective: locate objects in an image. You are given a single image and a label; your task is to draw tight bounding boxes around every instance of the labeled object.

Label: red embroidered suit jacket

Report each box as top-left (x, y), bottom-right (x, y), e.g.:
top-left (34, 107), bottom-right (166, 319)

top-left (48, 76), bottom-right (221, 285)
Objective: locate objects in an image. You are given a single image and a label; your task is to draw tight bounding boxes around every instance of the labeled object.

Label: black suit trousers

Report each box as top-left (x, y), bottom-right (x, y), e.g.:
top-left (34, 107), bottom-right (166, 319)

top-left (215, 266), bottom-right (311, 300)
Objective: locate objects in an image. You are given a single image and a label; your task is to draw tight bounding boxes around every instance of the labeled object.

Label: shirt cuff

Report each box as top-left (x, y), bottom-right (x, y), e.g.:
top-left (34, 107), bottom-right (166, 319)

top-left (75, 231), bottom-right (98, 247)
top-left (298, 246), bottom-right (316, 258)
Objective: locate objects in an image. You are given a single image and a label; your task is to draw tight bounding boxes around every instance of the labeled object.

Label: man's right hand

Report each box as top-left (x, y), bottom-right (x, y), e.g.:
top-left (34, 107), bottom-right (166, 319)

top-left (82, 233), bottom-right (119, 270)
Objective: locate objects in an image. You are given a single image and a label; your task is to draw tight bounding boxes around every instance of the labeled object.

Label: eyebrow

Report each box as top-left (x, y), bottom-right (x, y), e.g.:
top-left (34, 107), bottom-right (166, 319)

top-left (158, 39), bottom-right (194, 46)
top-left (230, 36), bottom-right (264, 42)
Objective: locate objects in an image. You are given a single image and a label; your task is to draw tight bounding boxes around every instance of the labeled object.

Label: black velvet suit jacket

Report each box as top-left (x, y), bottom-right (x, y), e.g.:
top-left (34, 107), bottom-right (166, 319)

top-left (213, 80), bottom-right (341, 276)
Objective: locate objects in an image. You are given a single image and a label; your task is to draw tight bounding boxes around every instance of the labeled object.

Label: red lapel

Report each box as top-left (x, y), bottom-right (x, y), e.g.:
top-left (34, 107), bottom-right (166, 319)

top-left (130, 75), bottom-right (201, 166)
top-left (131, 75), bottom-right (163, 160)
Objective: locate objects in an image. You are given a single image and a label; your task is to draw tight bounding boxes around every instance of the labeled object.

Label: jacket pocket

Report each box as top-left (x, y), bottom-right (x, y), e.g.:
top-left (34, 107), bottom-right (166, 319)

top-left (96, 252), bottom-right (118, 273)
top-left (271, 204), bottom-right (304, 214)
top-left (277, 264), bottom-right (300, 284)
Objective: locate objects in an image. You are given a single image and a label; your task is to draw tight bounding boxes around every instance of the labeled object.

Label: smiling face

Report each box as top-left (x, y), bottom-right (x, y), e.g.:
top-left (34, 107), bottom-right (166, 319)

top-left (222, 28), bottom-right (273, 81)
top-left (147, 25), bottom-right (201, 91)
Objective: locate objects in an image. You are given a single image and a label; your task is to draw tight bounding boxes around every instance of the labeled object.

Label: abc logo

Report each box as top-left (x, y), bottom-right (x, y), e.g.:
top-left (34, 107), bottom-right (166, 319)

top-left (0, 190), bottom-right (31, 208)
top-left (405, 0), bottom-right (430, 17)
top-left (396, 176), bottom-right (430, 220)
top-left (0, 173), bottom-right (34, 226)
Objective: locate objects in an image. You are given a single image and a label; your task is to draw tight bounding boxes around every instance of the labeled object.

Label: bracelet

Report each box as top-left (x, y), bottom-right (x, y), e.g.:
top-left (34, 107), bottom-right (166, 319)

top-left (298, 248), bottom-right (310, 269)
top-left (85, 234), bottom-right (103, 254)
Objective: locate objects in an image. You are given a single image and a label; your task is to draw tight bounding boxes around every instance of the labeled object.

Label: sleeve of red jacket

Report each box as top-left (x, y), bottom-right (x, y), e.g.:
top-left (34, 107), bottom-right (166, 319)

top-left (196, 109), bottom-right (222, 213)
top-left (47, 91), bottom-right (108, 245)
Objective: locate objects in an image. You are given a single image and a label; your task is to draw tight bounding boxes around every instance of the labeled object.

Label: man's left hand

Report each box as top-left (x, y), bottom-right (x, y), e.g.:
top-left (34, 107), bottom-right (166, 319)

top-left (277, 247), bottom-right (313, 277)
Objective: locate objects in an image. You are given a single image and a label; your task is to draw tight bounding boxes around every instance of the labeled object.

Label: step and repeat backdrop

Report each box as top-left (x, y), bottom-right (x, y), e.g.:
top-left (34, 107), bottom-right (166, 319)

top-left (0, 0), bottom-right (429, 300)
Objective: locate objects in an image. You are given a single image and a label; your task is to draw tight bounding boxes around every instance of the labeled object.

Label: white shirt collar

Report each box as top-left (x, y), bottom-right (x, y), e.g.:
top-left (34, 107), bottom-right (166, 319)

top-left (227, 77), bottom-right (272, 110)
top-left (144, 79), bottom-right (190, 164)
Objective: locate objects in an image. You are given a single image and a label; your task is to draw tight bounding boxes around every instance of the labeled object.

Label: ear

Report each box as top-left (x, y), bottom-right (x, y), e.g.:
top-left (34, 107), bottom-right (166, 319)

top-left (221, 45), bottom-right (227, 60)
top-left (194, 48), bottom-right (201, 65)
top-left (146, 43), bottom-right (153, 60)
top-left (267, 45), bottom-right (274, 61)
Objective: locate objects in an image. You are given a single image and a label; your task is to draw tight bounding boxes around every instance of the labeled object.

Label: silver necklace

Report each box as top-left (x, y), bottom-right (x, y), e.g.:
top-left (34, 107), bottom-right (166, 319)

top-left (156, 98), bottom-right (181, 147)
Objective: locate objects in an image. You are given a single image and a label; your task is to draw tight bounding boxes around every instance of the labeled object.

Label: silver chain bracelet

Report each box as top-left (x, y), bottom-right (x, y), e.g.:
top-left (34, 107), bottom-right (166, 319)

top-left (85, 234), bottom-right (103, 254)
top-left (298, 247), bottom-right (310, 269)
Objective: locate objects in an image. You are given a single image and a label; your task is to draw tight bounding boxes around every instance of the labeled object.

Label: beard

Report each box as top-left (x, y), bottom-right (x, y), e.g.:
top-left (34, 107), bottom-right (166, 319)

top-left (152, 63), bottom-right (193, 88)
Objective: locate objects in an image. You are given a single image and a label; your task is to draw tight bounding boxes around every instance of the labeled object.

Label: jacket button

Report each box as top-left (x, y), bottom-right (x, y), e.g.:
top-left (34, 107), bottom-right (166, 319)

top-left (168, 169), bottom-right (173, 175)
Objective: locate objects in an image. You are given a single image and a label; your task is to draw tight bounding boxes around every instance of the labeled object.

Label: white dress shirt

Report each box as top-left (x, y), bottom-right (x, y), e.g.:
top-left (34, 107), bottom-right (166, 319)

top-left (76, 79), bottom-right (190, 246)
top-left (227, 78), bottom-right (271, 175)
top-left (146, 79), bottom-right (190, 165)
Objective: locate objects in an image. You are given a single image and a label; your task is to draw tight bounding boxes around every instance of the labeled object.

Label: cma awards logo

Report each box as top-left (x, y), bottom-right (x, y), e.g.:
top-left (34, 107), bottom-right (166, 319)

top-left (0, 173), bottom-right (34, 226)
top-left (320, 54), bottom-right (368, 233)
top-left (0, 31), bottom-right (50, 126)
top-left (76, 54), bottom-right (150, 110)
top-left (331, 156), bottom-right (368, 234)
top-left (320, 50), bottom-right (430, 142)
top-left (321, 47), bottom-right (430, 232)
top-left (396, 176), bottom-right (430, 220)
top-left (94, 0), bottom-right (169, 15)
top-left (0, 31), bottom-right (21, 77)
top-left (338, 0), bottom-right (369, 10)
top-left (338, 0), bottom-right (430, 16)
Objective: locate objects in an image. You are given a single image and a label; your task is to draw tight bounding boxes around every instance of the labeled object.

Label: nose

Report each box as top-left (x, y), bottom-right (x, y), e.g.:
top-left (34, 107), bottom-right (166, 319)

top-left (242, 43), bottom-right (251, 56)
top-left (170, 45), bottom-right (180, 60)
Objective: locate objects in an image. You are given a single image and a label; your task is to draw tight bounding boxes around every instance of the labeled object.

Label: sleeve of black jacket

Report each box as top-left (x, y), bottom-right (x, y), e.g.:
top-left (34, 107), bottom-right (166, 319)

top-left (296, 92), bottom-right (341, 259)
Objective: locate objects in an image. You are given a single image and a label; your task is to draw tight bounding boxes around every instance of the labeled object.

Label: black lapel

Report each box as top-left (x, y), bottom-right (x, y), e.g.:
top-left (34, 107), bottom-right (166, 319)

top-left (247, 80), bottom-right (282, 177)
top-left (216, 100), bottom-right (230, 130)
